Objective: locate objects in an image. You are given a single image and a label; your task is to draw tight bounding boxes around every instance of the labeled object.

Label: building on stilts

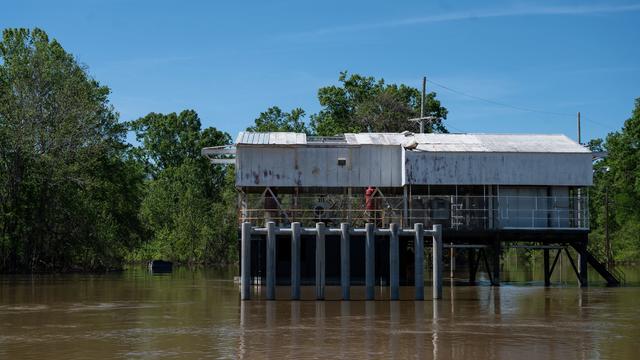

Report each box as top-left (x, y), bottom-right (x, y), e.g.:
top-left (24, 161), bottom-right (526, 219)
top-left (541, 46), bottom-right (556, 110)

top-left (203, 131), bottom-right (620, 300)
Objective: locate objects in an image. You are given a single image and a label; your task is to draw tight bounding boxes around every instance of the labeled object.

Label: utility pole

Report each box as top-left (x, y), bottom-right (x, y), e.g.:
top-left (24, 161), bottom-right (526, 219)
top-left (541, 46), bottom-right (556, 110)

top-left (420, 76), bottom-right (426, 134)
top-left (409, 75), bottom-right (438, 133)
top-left (577, 111), bottom-right (581, 144)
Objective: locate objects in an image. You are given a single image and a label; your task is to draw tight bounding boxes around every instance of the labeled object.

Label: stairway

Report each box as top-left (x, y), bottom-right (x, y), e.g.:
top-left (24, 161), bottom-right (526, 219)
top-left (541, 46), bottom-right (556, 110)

top-left (570, 244), bottom-right (621, 286)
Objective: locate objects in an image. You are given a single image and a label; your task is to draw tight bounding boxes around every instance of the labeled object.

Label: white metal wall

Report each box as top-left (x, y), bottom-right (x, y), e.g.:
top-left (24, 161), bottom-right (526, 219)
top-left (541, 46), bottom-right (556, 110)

top-left (403, 150), bottom-right (593, 186)
top-left (236, 144), bottom-right (402, 187)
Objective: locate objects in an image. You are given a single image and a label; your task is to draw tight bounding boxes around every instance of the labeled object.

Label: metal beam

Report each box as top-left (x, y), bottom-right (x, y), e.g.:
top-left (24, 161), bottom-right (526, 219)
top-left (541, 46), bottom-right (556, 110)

top-left (543, 248), bottom-right (551, 287)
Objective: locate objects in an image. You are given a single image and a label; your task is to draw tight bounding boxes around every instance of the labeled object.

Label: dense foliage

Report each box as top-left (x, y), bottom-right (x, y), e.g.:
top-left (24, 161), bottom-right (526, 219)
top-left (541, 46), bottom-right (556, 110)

top-left (246, 72), bottom-right (449, 136)
top-left (128, 111), bottom-right (236, 266)
top-left (311, 71), bottom-right (448, 135)
top-left (247, 107), bottom-right (309, 134)
top-left (0, 29), bottom-right (144, 272)
top-left (589, 99), bottom-right (640, 262)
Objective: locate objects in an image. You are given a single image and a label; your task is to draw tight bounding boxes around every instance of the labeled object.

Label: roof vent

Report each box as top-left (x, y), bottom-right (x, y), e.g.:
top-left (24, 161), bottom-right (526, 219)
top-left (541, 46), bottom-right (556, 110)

top-left (403, 139), bottom-right (418, 149)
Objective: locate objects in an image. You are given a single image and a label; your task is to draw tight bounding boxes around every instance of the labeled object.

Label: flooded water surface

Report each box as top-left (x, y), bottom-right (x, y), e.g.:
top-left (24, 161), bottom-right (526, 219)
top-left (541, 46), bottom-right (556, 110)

top-left (2, 268), bottom-right (640, 359)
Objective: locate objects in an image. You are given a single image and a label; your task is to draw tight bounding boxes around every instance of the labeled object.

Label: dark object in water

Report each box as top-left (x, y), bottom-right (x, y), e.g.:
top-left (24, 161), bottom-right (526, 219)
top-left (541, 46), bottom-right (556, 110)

top-left (148, 260), bottom-right (173, 273)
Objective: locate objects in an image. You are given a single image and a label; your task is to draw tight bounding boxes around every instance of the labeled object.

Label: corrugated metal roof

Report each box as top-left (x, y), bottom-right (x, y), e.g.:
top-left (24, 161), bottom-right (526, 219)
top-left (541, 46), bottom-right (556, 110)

top-left (409, 134), bottom-right (589, 153)
top-left (345, 133), bottom-right (588, 153)
top-left (236, 132), bottom-right (588, 153)
top-left (236, 131), bottom-right (307, 145)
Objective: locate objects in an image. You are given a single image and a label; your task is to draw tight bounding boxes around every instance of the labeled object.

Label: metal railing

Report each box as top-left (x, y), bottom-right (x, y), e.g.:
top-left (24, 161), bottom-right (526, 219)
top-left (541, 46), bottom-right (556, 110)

top-left (241, 194), bottom-right (589, 230)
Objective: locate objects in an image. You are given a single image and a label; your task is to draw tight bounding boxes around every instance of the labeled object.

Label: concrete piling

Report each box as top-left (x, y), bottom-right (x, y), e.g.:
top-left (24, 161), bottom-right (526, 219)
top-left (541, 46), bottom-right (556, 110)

top-left (341, 223), bottom-right (351, 300)
top-left (239, 221), bottom-right (596, 301)
top-left (365, 223), bottom-right (375, 300)
top-left (432, 224), bottom-right (443, 300)
top-left (241, 221), bottom-right (252, 300)
top-left (389, 223), bottom-right (400, 300)
top-left (414, 223), bottom-right (425, 300)
top-left (316, 222), bottom-right (326, 300)
top-left (291, 222), bottom-right (301, 300)
top-left (266, 221), bottom-right (276, 300)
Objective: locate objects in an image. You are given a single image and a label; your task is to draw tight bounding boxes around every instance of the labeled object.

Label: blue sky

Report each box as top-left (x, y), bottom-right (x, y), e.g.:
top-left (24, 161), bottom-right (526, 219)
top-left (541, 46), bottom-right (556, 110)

top-left (3, 0), bottom-right (639, 143)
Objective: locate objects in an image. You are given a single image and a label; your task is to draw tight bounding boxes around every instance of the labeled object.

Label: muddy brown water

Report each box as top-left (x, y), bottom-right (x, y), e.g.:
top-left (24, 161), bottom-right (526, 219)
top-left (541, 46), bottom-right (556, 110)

top-left (1, 267), bottom-right (640, 359)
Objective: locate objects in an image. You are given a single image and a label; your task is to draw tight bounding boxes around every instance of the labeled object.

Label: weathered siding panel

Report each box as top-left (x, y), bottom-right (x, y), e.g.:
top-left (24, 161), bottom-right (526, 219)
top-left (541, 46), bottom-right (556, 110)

top-left (237, 145), bottom-right (403, 187)
top-left (403, 151), bottom-right (593, 186)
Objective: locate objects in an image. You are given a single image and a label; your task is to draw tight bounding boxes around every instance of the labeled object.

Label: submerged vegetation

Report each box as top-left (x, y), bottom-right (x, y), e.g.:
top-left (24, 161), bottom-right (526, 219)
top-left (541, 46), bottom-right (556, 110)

top-left (0, 28), bottom-right (638, 272)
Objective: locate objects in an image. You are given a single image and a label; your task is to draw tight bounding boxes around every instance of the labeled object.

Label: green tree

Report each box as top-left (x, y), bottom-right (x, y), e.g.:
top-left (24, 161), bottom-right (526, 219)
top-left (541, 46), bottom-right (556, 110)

top-left (589, 98), bottom-right (640, 262)
top-left (311, 72), bottom-right (448, 135)
top-left (0, 28), bottom-right (144, 272)
top-left (247, 106), bottom-right (309, 133)
top-left (129, 110), bottom-right (235, 265)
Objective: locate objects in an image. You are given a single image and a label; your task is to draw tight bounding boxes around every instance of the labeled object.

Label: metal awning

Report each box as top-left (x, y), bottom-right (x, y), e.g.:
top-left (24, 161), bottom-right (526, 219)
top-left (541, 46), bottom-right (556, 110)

top-left (202, 145), bottom-right (236, 165)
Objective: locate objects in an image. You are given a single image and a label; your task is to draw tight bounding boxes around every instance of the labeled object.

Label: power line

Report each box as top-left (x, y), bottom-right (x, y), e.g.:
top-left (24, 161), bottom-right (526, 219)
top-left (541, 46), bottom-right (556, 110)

top-left (428, 78), bottom-right (618, 132)
top-left (580, 115), bottom-right (616, 131)
top-left (428, 79), bottom-right (574, 117)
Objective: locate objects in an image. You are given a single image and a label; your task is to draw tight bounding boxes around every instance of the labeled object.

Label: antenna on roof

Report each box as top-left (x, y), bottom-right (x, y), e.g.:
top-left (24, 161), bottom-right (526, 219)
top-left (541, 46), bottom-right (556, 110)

top-left (408, 76), bottom-right (439, 133)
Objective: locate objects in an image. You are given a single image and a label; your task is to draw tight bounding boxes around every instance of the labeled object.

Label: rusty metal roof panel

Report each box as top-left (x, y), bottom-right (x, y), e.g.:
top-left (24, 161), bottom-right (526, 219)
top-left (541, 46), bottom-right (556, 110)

top-left (235, 132), bottom-right (587, 153)
top-left (410, 134), bottom-right (589, 153)
top-left (347, 133), bottom-right (407, 145)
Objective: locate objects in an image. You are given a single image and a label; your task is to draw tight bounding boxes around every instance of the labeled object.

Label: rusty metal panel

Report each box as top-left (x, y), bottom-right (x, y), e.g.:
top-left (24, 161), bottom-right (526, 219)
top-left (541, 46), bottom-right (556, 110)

top-left (403, 151), bottom-right (593, 186)
top-left (236, 144), bottom-right (403, 187)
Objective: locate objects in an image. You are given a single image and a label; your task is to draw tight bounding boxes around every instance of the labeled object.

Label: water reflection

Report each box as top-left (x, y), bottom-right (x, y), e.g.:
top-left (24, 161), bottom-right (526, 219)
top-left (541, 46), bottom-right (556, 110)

top-left (1, 268), bottom-right (640, 359)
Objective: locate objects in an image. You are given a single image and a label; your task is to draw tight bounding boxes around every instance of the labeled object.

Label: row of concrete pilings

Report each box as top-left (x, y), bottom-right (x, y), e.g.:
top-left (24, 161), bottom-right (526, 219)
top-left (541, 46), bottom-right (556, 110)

top-left (240, 222), bottom-right (444, 301)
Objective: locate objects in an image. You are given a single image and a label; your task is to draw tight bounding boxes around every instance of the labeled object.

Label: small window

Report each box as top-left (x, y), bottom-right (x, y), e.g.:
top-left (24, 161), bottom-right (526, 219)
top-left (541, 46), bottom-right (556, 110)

top-left (337, 158), bottom-right (347, 166)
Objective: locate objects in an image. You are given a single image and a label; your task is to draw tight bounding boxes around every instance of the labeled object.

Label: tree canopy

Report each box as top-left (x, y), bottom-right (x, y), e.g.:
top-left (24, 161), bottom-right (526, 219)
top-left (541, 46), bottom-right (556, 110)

top-left (128, 110), bottom-right (235, 266)
top-left (247, 106), bottom-right (309, 134)
top-left (311, 72), bottom-right (448, 135)
top-left (589, 98), bottom-right (640, 261)
top-left (246, 72), bottom-right (449, 135)
top-left (0, 28), bottom-right (144, 271)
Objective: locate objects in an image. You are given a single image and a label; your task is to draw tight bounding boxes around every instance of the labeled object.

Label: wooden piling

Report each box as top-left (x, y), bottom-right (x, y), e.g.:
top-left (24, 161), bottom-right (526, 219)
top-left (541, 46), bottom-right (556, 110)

top-left (341, 223), bottom-right (351, 300)
top-left (389, 223), bottom-right (400, 300)
top-left (316, 222), bottom-right (326, 300)
top-left (241, 221), bottom-right (252, 300)
top-left (291, 222), bottom-right (301, 300)
top-left (266, 221), bottom-right (276, 300)
top-left (432, 224), bottom-right (443, 300)
top-left (365, 222), bottom-right (375, 300)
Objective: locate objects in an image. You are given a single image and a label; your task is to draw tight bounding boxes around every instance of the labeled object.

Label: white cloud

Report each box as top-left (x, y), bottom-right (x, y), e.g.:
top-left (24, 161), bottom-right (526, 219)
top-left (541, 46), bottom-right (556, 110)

top-left (284, 3), bottom-right (640, 39)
